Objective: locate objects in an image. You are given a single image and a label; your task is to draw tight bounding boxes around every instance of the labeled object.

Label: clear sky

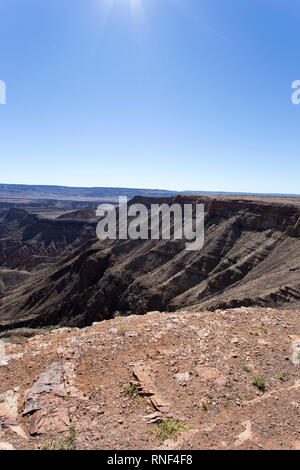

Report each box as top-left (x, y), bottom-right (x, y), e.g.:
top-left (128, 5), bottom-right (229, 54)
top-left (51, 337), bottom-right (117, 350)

top-left (0, 0), bottom-right (299, 193)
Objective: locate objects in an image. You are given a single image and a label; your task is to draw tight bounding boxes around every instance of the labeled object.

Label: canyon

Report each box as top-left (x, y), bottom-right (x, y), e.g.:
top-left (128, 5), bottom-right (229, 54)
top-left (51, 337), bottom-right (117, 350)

top-left (0, 193), bottom-right (299, 332)
top-left (0, 191), bottom-right (299, 450)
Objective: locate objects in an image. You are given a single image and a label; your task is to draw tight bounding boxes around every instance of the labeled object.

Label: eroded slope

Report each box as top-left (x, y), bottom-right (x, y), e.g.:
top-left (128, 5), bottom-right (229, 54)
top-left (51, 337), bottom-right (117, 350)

top-left (0, 195), bottom-right (299, 330)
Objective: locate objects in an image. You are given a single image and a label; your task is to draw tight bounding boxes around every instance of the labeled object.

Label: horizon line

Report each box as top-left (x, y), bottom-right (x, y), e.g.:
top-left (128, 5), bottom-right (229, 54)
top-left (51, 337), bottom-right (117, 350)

top-left (0, 182), bottom-right (299, 198)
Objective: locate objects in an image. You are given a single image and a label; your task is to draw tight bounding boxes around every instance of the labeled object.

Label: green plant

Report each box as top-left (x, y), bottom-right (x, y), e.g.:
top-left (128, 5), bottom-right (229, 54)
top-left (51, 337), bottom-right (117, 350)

top-left (41, 427), bottom-right (76, 451)
top-left (41, 440), bottom-right (57, 450)
top-left (242, 364), bottom-right (251, 373)
top-left (123, 383), bottom-right (138, 397)
top-left (278, 374), bottom-right (286, 382)
top-left (202, 401), bottom-right (208, 410)
top-left (252, 376), bottom-right (266, 392)
top-left (297, 353), bottom-right (300, 361)
top-left (152, 419), bottom-right (190, 443)
top-left (59, 426), bottom-right (76, 450)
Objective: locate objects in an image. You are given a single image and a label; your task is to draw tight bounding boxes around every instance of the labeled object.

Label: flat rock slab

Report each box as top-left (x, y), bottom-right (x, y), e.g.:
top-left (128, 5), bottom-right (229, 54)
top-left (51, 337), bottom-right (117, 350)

top-left (133, 363), bottom-right (172, 416)
top-left (0, 389), bottom-right (19, 418)
top-left (23, 362), bottom-right (74, 435)
top-left (29, 398), bottom-right (70, 436)
top-left (133, 364), bottom-right (156, 395)
top-left (0, 389), bottom-right (28, 439)
top-left (174, 372), bottom-right (190, 382)
top-left (234, 421), bottom-right (253, 447)
top-left (0, 340), bottom-right (7, 367)
top-left (0, 441), bottom-right (15, 450)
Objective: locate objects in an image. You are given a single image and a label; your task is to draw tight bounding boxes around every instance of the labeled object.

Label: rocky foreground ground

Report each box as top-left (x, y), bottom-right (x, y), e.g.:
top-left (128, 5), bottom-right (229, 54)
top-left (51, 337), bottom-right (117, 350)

top-left (0, 307), bottom-right (299, 450)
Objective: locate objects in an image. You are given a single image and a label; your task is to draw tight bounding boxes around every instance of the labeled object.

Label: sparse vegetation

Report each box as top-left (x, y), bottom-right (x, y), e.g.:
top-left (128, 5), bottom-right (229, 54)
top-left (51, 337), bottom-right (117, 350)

top-left (278, 374), bottom-right (286, 382)
top-left (297, 353), bottom-right (300, 361)
top-left (242, 363), bottom-right (251, 373)
top-left (59, 426), bottom-right (77, 450)
top-left (41, 439), bottom-right (57, 450)
top-left (252, 376), bottom-right (266, 392)
top-left (41, 427), bottom-right (76, 451)
top-left (250, 331), bottom-right (259, 336)
top-left (123, 383), bottom-right (138, 397)
top-left (152, 419), bottom-right (190, 443)
top-left (202, 401), bottom-right (208, 410)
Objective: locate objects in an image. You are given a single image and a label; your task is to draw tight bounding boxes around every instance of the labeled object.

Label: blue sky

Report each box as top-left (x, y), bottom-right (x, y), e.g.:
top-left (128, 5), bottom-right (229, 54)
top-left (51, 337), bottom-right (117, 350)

top-left (0, 0), bottom-right (299, 193)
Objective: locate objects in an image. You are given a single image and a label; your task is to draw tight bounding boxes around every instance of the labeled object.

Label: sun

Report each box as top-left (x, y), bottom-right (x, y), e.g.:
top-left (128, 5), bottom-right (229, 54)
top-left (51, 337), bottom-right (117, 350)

top-left (98, 0), bottom-right (147, 31)
top-left (103, 0), bottom-right (144, 16)
top-left (104, 0), bottom-right (143, 10)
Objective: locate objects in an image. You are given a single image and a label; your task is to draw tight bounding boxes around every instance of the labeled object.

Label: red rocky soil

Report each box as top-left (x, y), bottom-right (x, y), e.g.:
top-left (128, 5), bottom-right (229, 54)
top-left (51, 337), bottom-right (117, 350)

top-left (0, 307), bottom-right (299, 450)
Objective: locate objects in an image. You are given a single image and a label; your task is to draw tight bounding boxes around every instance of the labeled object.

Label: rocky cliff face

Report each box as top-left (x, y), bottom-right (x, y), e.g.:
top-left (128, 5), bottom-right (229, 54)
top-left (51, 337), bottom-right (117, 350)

top-left (0, 208), bottom-right (97, 271)
top-left (0, 195), bottom-right (299, 331)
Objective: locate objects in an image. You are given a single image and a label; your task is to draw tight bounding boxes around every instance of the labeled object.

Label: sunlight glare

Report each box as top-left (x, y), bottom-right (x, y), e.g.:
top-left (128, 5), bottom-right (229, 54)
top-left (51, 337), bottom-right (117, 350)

top-left (98, 0), bottom-right (147, 33)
